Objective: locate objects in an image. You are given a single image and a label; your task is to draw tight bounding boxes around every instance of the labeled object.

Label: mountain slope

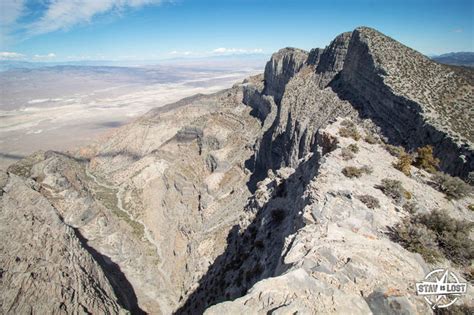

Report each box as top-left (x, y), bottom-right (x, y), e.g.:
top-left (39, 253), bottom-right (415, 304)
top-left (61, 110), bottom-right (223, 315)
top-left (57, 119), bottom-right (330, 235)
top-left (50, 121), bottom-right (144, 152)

top-left (1, 27), bottom-right (473, 314)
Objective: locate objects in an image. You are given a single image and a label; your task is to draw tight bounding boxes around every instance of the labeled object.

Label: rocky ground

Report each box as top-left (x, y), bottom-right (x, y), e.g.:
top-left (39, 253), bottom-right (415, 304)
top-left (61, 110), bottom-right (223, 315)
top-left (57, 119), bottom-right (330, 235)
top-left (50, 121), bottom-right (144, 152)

top-left (1, 27), bottom-right (473, 314)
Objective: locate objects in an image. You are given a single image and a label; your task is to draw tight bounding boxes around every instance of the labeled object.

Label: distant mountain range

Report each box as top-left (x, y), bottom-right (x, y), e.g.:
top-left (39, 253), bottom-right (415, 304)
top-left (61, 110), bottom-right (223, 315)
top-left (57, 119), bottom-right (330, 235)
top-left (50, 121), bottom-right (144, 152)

top-left (431, 52), bottom-right (474, 67)
top-left (0, 54), bottom-right (270, 72)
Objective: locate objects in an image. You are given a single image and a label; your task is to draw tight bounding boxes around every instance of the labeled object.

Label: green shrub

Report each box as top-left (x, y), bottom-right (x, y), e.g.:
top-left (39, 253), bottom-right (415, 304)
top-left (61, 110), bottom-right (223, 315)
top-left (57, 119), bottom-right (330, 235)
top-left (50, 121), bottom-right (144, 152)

top-left (376, 179), bottom-right (410, 204)
top-left (385, 144), bottom-right (404, 157)
top-left (393, 152), bottom-right (413, 176)
top-left (432, 172), bottom-right (472, 199)
top-left (356, 194), bottom-right (380, 209)
top-left (392, 219), bottom-right (442, 263)
top-left (413, 145), bottom-right (439, 173)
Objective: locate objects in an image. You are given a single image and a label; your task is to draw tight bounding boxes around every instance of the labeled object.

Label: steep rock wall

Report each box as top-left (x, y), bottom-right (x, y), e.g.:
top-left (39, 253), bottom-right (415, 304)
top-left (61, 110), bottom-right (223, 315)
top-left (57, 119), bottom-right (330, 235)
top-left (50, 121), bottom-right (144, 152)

top-left (333, 28), bottom-right (473, 177)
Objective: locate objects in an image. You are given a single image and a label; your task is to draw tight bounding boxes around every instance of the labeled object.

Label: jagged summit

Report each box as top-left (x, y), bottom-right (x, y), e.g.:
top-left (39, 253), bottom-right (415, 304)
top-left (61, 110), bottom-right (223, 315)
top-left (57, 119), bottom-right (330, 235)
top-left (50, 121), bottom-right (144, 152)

top-left (1, 27), bottom-right (473, 314)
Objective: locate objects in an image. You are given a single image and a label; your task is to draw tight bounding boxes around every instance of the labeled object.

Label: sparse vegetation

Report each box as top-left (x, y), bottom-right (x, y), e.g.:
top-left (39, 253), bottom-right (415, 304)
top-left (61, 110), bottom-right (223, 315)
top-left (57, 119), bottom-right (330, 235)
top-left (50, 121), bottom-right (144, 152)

top-left (416, 210), bottom-right (474, 266)
top-left (348, 143), bottom-right (359, 153)
top-left (393, 210), bottom-right (474, 266)
top-left (342, 165), bottom-right (372, 178)
top-left (339, 120), bottom-right (361, 140)
top-left (402, 201), bottom-right (418, 214)
top-left (356, 194), bottom-right (380, 209)
top-left (413, 145), bottom-right (439, 173)
top-left (384, 144), bottom-right (404, 157)
top-left (340, 147), bottom-right (355, 160)
top-left (434, 304), bottom-right (474, 315)
top-left (432, 172), bottom-right (472, 199)
top-left (376, 179), bottom-right (411, 204)
top-left (360, 165), bottom-right (373, 174)
top-left (391, 219), bottom-right (441, 263)
top-left (468, 172), bottom-right (474, 185)
top-left (364, 134), bottom-right (378, 144)
top-left (393, 152), bottom-right (413, 176)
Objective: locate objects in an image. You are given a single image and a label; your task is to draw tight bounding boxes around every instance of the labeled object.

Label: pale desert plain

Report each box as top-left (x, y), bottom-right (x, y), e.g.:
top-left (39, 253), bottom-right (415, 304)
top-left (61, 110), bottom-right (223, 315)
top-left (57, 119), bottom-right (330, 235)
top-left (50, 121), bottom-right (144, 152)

top-left (0, 58), bottom-right (265, 169)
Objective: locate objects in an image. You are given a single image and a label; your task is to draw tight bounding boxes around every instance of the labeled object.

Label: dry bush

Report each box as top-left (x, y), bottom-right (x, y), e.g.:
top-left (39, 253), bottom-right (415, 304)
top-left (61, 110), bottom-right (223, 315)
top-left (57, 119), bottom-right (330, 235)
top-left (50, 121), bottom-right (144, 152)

top-left (391, 219), bottom-right (442, 263)
top-left (393, 152), bottom-right (413, 176)
top-left (415, 210), bottom-right (474, 266)
top-left (340, 147), bottom-right (355, 160)
top-left (432, 172), bottom-right (472, 199)
top-left (413, 145), bottom-right (439, 173)
top-left (360, 165), bottom-right (373, 174)
top-left (434, 304), bottom-right (474, 315)
top-left (376, 179), bottom-right (411, 204)
top-left (356, 194), bottom-right (380, 209)
top-left (467, 171), bottom-right (474, 185)
top-left (342, 165), bottom-right (372, 178)
top-left (348, 143), bottom-right (359, 153)
top-left (403, 201), bottom-right (418, 214)
top-left (364, 134), bottom-right (378, 144)
top-left (342, 166), bottom-right (363, 178)
top-left (339, 121), bottom-right (361, 140)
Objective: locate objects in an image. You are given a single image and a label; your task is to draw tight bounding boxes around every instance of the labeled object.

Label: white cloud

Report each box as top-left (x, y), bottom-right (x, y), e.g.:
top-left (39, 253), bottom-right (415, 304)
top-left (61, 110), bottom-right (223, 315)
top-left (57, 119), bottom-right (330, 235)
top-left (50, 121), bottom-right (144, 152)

top-left (0, 51), bottom-right (25, 60)
top-left (0, 0), bottom-right (26, 46)
top-left (452, 28), bottom-right (463, 33)
top-left (169, 50), bottom-right (194, 56)
top-left (1, 0), bottom-right (165, 40)
top-left (33, 53), bottom-right (57, 60)
top-left (212, 48), bottom-right (264, 55)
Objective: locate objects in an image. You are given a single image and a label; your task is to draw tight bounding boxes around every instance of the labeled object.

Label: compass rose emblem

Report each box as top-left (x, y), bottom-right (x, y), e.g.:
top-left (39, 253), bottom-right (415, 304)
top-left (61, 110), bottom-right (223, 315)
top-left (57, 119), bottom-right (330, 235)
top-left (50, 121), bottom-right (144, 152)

top-left (416, 269), bottom-right (468, 309)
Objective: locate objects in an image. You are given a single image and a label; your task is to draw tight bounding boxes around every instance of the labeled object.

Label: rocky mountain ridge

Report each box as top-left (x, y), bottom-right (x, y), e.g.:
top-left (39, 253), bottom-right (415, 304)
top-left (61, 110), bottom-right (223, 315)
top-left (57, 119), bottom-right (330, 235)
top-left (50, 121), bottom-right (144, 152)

top-left (1, 27), bottom-right (473, 314)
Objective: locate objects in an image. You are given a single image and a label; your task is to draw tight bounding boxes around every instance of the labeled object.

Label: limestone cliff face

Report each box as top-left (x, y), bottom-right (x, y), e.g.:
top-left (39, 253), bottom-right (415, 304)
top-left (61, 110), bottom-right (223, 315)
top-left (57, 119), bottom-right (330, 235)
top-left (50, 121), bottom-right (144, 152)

top-left (251, 26), bottom-right (473, 178)
top-left (263, 48), bottom-right (309, 103)
top-left (334, 27), bottom-right (473, 178)
top-left (250, 31), bottom-right (355, 172)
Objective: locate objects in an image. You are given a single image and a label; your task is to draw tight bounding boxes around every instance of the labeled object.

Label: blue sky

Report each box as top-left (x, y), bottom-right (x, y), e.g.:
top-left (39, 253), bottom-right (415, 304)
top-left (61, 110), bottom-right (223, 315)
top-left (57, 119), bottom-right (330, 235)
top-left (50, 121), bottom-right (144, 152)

top-left (0, 0), bottom-right (472, 62)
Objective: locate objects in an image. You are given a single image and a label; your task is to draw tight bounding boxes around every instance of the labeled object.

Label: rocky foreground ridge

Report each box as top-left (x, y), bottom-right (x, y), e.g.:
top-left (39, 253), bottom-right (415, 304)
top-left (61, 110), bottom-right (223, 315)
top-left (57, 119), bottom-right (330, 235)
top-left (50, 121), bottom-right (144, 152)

top-left (1, 27), bottom-right (473, 314)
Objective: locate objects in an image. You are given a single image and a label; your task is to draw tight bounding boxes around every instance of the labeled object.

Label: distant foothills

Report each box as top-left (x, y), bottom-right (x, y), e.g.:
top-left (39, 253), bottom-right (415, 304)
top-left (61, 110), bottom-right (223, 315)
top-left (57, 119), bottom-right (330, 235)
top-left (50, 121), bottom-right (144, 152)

top-left (431, 52), bottom-right (474, 67)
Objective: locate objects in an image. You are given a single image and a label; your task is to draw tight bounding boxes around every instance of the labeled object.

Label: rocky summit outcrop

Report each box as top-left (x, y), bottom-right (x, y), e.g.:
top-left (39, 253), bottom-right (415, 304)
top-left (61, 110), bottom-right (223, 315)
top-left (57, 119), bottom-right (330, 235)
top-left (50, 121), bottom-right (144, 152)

top-left (1, 27), bottom-right (473, 315)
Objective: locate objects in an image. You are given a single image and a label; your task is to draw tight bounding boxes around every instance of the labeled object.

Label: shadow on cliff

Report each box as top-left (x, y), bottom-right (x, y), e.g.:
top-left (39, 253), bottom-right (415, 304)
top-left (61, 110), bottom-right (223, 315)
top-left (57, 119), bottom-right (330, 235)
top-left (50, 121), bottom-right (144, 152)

top-left (70, 225), bottom-right (146, 314)
top-left (175, 149), bottom-right (321, 314)
top-left (328, 69), bottom-right (473, 179)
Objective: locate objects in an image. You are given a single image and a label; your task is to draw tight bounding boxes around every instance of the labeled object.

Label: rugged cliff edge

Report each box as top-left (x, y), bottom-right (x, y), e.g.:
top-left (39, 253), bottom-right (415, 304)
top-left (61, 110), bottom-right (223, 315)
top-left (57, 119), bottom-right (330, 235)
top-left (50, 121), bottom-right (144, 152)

top-left (1, 27), bottom-right (473, 314)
